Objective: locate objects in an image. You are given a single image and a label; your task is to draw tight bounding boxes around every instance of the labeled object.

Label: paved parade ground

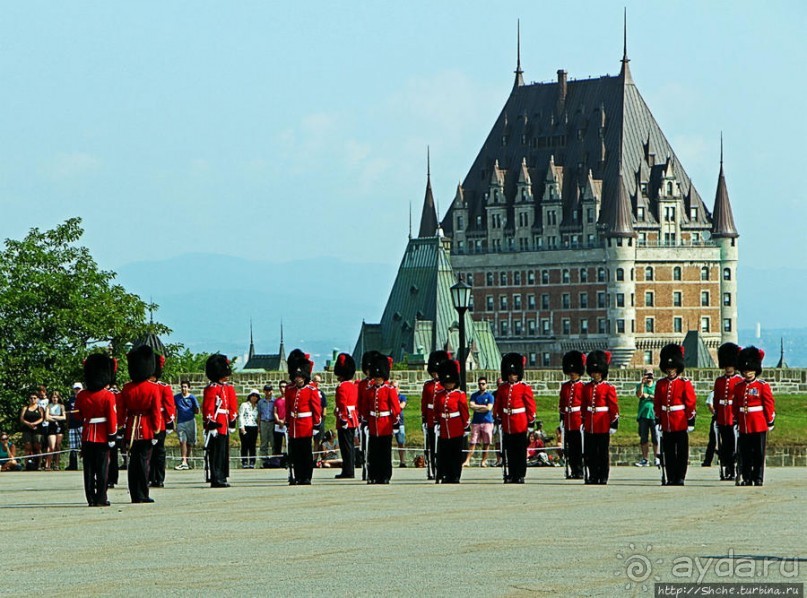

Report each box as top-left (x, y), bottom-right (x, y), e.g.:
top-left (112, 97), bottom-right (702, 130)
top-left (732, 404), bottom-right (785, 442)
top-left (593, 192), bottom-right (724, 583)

top-left (1, 465), bottom-right (804, 596)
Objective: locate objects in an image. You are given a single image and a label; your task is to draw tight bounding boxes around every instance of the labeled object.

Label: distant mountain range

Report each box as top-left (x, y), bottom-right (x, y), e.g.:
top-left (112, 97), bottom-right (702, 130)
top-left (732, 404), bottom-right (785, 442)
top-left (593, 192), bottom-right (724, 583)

top-left (112, 255), bottom-right (807, 368)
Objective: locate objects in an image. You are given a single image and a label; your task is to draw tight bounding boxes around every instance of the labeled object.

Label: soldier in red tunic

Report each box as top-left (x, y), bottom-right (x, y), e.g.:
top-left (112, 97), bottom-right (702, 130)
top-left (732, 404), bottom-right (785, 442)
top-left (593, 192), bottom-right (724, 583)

top-left (559, 350), bottom-right (586, 480)
top-left (202, 354), bottom-right (239, 488)
top-left (120, 345), bottom-right (163, 503)
top-left (733, 346), bottom-right (776, 486)
top-left (494, 353), bottom-right (536, 484)
top-left (713, 342), bottom-right (743, 481)
top-left (285, 349), bottom-right (322, 485)
top-left (149, 351), bottom-right (176, 489)
top-left (421, 350), bottom-right (449, 480)
top-left (357, 351), bottom-right (379, 480)
top-left (653, 344), bottom-right (697, 486)
top-left (333, 353), bottom-right (359, 479)
top-left (581, 350), bottom-right (619, 485)
top-left (75, 353), bottom-right (118, 507)
top-left (361, 353), bottom-right (401, 484)
top-left (434, 359), bottom-right (470, 484)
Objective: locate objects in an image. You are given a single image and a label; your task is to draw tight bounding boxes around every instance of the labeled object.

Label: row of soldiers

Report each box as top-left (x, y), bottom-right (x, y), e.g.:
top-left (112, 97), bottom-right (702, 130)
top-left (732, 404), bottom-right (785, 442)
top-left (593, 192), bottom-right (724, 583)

top-left (70, 339), bottom-right (776, 505)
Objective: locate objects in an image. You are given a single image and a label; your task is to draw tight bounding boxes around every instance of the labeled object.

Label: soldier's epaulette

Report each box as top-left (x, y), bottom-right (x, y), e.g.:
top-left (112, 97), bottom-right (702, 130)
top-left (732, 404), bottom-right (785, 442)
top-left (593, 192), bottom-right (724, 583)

top-left (757, 379), bottom-right (768, 386)
top-left (681, 376), bottom-right (690, 382)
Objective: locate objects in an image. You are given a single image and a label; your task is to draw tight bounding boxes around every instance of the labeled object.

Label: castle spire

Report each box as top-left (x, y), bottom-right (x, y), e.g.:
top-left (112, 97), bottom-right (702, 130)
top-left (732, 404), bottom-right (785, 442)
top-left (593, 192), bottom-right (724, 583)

top-left (249, 318), bottom-right (255, 359)
top-left (619, 8), bottom-right (633, 84)
top-left (513, 19), bottom-right (524, 88)
top-left (418, 146), bottom-right (439, 237)
top-left (711, 134), bottom-right (739, 238)
top-left (278, 320), bottom-right (286, 362)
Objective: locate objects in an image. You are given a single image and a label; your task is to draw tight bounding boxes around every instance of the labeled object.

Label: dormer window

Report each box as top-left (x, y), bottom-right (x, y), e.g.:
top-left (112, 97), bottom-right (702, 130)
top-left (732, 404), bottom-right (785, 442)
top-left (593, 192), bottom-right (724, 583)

top-left (637, 206), bottom-right (645, 221)
top-left (689, 208), bottom-right (698, 220)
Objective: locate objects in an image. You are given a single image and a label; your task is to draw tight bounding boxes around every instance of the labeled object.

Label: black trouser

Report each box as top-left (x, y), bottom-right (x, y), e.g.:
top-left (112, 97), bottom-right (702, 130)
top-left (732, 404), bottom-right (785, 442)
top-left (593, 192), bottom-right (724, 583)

top-left (273, 430), bottom-right (285, 457)
top-left (289, 436), bottom-right (313, 483)
top-left (367, 435), bottom-right (393, 483)
top-left (717, 424), bottom-right (736, 478)
top-left (148, 430), bottom-right (167, 486)
top-left (425, 426), bottom-right (437, 478)
top-left (437, 436), bottom-right (463, 483)
top-left (337, 427), bottom-right (356, 477)
top-left (128, 440), bottom-right (153, 502)
top-left (584, 432), bottom-right (611, 484)
top-left (661, 430), bottom-right (689, 484)
top-left (208, 433), bottom-right (230, 486)
top-left (82, 442), bottom-right (110, 506)
top-left (240, 426), bottom-right (258, 467)
top-left (703, 415), bottom-right (717, 465)
top-left (738, 431), bottom-right (766, 484)
top-left (565, 429), bottom-right (584, 477)
top-left (108, 441), bottom-right (119, 486)
top-left (503, 432), bottom-right (528, 482)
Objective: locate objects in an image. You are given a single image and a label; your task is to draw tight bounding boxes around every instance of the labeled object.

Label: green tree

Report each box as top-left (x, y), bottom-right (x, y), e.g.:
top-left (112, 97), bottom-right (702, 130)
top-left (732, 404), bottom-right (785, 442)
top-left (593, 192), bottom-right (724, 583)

top-left (0, 218), bottom-right (169, 428)
top-left (161, 346), bottom-right (211, 383)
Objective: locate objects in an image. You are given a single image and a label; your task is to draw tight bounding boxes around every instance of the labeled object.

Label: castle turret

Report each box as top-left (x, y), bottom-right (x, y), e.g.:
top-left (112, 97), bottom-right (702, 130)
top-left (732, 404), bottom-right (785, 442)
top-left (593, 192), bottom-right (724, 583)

top-left (418, 149), bottom-right (439, 238)
top-left (711, 138), bottom-right (739, 343)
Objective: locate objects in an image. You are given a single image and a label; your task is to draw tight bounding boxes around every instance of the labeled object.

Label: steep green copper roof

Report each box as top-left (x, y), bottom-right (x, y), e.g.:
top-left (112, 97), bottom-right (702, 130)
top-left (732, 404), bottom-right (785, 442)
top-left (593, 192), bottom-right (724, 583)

top-left (682, 330), bottom-right (716, 369)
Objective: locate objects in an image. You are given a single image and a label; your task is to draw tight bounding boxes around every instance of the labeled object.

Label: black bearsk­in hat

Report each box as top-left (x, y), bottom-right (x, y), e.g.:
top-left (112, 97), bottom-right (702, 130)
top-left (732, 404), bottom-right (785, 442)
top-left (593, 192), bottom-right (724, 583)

top-left (128, 344), bottom-right (156, 383)
top-left (288, 348), bottom-right (313, 382)
top-left (84, 353), bottom-right (116, 392)
top-left (659, 344), bottom-right (685, 374)
top-left (562, 350), bottom-right (586, 376)
top-left (427, 350), bottom-right (452, 374)
top-left (438, 359), bottom-right (461, 386)
top-left (737, 346), bottom-right (764, 376)
top-left (501, 352), bottom-right (525, 381)
top-left (369, 353), bottom-right (392, 380)
top-left (717, 342), bottom-right (741, 369)
top-left (586, 350), bottom-right (611, 378)
top-left (361, 351), bottom-right (380, 375)
top-left (205, 354), bottom-right (232, 382)
top-left (333, 353), bottom-right (356, 380)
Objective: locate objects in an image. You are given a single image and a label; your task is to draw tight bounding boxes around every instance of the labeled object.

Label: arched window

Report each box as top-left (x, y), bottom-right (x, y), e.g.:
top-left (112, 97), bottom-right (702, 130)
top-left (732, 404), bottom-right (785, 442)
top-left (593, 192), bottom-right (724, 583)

top-left (700, 266), bottom-right (709, 281)
top-left (644, 266), bottom-right (654, 281)
top-left (616, 268), bottom-right (624, 281)
top-left (723, 268), bottom-right (731, 281)
top-left (673, 266), bottom-right (682, 281)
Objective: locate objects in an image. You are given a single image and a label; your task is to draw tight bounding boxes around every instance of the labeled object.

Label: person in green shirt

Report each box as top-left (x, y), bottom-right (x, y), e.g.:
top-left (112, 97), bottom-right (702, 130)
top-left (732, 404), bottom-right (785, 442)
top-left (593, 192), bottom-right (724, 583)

top-left (635, 368), bottom-right (659, 467)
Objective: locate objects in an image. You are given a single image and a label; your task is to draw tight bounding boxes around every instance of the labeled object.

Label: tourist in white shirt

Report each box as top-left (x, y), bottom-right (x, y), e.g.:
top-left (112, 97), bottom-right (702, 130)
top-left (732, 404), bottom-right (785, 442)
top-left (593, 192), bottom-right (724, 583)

top-left (238, 390), bottom-right (260, 469)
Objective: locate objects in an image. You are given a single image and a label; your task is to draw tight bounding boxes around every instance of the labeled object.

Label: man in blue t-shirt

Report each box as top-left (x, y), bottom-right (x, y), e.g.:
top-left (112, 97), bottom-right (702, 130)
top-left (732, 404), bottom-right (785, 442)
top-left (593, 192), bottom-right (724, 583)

top-left (464, 377), bottom-right (495, 467)
top-left (173, 381), bottom-right (200, 470)
top-left (391, 380), bottom-right (407, 467)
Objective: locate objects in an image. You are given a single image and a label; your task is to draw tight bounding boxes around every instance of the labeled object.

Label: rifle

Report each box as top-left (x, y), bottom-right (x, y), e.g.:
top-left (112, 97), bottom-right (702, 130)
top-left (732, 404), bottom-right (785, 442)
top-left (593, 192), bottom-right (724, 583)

top-left (561, 422), bottom-right (569, 479)
top-left (656, 424), bottom-right (666, 486)
top-left (433, 424), bottom-right (440, 483)
top-left (500, 424), bottom-right (509, 482)
top-left (285, 428), bottom-right (295, 484)
top-left (422, 423), bottom-right (432, 480)
top-left (715, 418), bottom-right (724, 480)
top-left (734, 425), bottom-right (742, 486)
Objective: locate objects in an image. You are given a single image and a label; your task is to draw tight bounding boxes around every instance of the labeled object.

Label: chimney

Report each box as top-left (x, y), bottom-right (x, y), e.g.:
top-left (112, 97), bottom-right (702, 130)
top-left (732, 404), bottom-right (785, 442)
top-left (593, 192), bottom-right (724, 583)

top-left (557, 69), bottom-right (568, 105)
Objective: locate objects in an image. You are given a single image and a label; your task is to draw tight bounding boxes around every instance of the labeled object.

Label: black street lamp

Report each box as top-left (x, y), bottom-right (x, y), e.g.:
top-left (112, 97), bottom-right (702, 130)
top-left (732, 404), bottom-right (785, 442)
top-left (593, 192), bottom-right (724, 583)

top-left (450, 278), bottom-right (472, 392)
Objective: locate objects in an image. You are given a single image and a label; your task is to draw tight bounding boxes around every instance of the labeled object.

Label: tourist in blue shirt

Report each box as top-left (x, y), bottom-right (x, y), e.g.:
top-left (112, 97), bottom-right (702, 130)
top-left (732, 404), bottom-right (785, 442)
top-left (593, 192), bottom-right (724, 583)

top-left (257, 385), bottom-right (276, 468)
top-left (464, 377), bottom-right (495, 467)
top-left (173, 381), bottom-right (200, 470)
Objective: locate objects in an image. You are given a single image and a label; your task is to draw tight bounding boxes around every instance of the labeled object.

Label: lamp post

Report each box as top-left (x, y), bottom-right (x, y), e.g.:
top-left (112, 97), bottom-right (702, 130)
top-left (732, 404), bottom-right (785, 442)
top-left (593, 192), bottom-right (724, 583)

top-left (450, 278), bottom-right (472, 392)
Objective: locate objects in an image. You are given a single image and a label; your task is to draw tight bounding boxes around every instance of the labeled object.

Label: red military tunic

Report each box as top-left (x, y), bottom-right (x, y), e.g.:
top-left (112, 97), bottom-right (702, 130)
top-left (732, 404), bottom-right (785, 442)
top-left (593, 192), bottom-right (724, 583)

top-left (421, 379), bottom-right (442, 428)
top-left (558, 379), bottom-right (584, 430)
top-left (120, 380), bottom-right (163, 443)
top-left (285, 383), bottom-right (322, 439)
top-left (334, 380), bottom-right (359, 430)
top-left (75, 388), bottom-right (118, 443)
top-left (433, 388), bottom-right (470, 439)
top-left (732, 378), bottom-right (775, 434)
top-left (202, 382), bottom-right (238, 435)
top-left (653, 376), bottom-right (696, 433)
top-left (156, 381), bottom-right (176, 431)
top-left (581, 380), bottom-right (619, 434)
top-left (362, 381), bottom-right (401, 437)
top-left (713, 373), bottom-right (742, 426)
top-left (357, 377), bottom-right (373, 423)
top-left (494, 381), bottom-right (536, 434)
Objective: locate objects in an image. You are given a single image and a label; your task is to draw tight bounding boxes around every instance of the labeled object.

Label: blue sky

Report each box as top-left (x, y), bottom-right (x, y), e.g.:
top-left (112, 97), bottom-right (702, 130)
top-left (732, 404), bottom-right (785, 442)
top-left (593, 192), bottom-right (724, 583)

top-left (0, 1), bottom-right (804, 275)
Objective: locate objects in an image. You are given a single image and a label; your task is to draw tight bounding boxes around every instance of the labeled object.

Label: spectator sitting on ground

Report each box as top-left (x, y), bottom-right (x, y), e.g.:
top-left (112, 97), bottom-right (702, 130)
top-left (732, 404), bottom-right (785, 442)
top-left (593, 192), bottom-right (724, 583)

top-left (317, 430), bottom-right (342, 468)
top-left (0, 431), bottom-right (21, 471)
top-left (527, 431), bottom-right (550, 467)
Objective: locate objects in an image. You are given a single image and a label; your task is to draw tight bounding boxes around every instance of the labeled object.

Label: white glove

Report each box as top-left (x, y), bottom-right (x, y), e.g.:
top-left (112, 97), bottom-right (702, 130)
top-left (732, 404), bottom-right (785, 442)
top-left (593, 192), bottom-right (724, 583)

top-left (687, 426), bottom-right (695, 433)
top-left (151, 438), bottom-right (158, 445)
top-left (166, 429), bottom-right (174, 435)
top-left (609, 428), bottom-right (617, 435)
top-left (108, 441), bottom-right (115, 448)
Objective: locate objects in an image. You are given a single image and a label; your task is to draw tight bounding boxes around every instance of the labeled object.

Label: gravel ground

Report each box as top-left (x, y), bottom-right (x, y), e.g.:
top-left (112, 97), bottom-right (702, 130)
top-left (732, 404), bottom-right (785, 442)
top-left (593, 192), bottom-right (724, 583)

top-left (0, 464), bottom-right (804, 596)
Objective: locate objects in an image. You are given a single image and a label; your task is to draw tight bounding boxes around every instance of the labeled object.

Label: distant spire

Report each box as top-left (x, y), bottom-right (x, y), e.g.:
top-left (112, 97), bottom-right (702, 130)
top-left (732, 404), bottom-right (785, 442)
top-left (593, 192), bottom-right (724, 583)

top-left (711, 134), bottom-right (739, 238)
top-left (418, 146), bottom-right (439, 237)
top-left (619, 8), bottom-right (633, 84)
top-left (249, 319), bottom-right (255, 359)
top-left (513, 19), bottom-right (524, 88)
top-left (605, 172), bottom-right (637, 237)
top-left (776, 337), bottom-right (787, 368)
top-left (408, 201), bottom-right (412, 240)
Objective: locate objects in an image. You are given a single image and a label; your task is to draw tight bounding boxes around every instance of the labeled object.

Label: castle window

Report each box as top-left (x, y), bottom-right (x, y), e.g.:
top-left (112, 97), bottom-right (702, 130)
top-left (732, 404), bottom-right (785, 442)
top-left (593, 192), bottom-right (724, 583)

top-left (542, 353), bottom-right (551, 367)
top-left (514, 295), bottom-right (522, 310)
top-left (529, 352), bottom-right (537, 366)
top-left (597, 292), bottom-right (606, 308)
top-left (476, 216), bottom-right (483, 227)
top-left (486, 296), bottom-right (494, 311)
top-left (527, 294), bottom-right (536, 309)
top-left (580, 319), bottom-right (589, 334)
top-left (579, 293), bottom-right (588, 308)
top-left (457, 240), bottom-right (464, 253)
top-left (701, 317), bottom-right (710, 333)
top-left (500, 272), bottom-right (507, 286)
top-left (500, 320), bottom-right (509, 335)
top-left (645, 291), bottom-right (654, 307)
top-left (673, 291), bottom-right (682, 307)
top-left (578, 268), bottom-right (587, 282)
top-left (542, 270), bottom-right (550, 284)
top-left (645, 318), bottom-right (655, 333)
top-left (562, 269), bottom-right (570, 284)
top-left (667, 182), bottom-right (673, 195)
top-left (514, 320), bottom-right (523, 335)
top-left (562, 293), bottom-right (571, 309)
top-left (644, 266), bottom-right (654, 281)
top-left (486, 272), bottom-right (494, 286)
top-left (598, 319), bottom-right (606, 334)
top-left (616, 319), bottom-right (625, 333)
top-left (638, 232), bottom-right (647, 246)
top-left (700, 266), bottom-right (710, 281)
top-left (514, 272), bottom-right (522, 285)
top-left (500, 296), bottom-right (508, 310)
top-left (528, 320), bottom-right (536, 335)
top-left (457, 216), bottom-right (464, 229)
top-left (701, 291), bottom-right (710, 307)
top-left (541, 294), bottom-right (550, 310)
top-left (616, 293), bottom-right (625, 308)
top-left (466, 274), bottom-right (473, 286)
top-left (616, 268), bottom-right (624, 281)
top-left (541, 319), bottom-right (551, 334)
top-left (690, 208), bottom-right (698, 220)
top-left (597, 267), bottom-right (606, 282)
top-left (673, 266), bottom-right (682, 281)
top-left (640, 183), bottom-right (648, 197)
top-left (562, 319), bottom-right (571, 335)
top-left (587, 234), bottom-right (595, 246)
top-left (587, 208), bottom-right (595, 223)
top-left (643, 351), bottom-right (653, 365)
top-left (664, 206), bottom-right (676, 221)
top-left (723, 292), bottom-right (731, 306)
top-left (528, 271), bottom-right (535, 285)
top-left (723, 268), bottom-right (731, 281)
top-left (723, 319), bottom-right (732, 332)
top-left (674, 317), bottom-right (683, 333)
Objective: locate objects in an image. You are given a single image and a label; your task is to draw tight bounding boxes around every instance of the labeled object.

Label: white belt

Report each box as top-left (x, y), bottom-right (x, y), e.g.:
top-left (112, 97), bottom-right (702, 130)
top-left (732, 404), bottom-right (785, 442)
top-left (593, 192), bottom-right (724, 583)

top-left (587, 406), bottom-right (609, 412)
top-left (742, 406), bottom-right (763, 413)
top-left (370, 410), bottom-right (391, 417)
top-left (214, 409), bottom-right (229, 415)
top-left (426, 404), bottom-right (433, 409)
top-left (661, 405), bottom-right (685, 412)
top-left (718, 400), bottom-right (733, 406)
top-left (347, 406), bottom-right (356, 412)
top-left (440, 411), bottom-right (461, 419)
top-left (292, 411), bottom-right (312, 418)
top-left (564, 407), bottom-right (581, 413)
top-left (88, 417), bottom-right (107, 424)
top-left (503, 407), bottom-right (525, 415)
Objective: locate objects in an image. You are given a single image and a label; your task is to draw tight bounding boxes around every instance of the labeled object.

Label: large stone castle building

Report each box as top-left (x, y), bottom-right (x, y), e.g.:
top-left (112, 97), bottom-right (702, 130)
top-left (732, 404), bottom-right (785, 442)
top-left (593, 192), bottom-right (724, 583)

top-left (439, 30), bottom-right (739, 368)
